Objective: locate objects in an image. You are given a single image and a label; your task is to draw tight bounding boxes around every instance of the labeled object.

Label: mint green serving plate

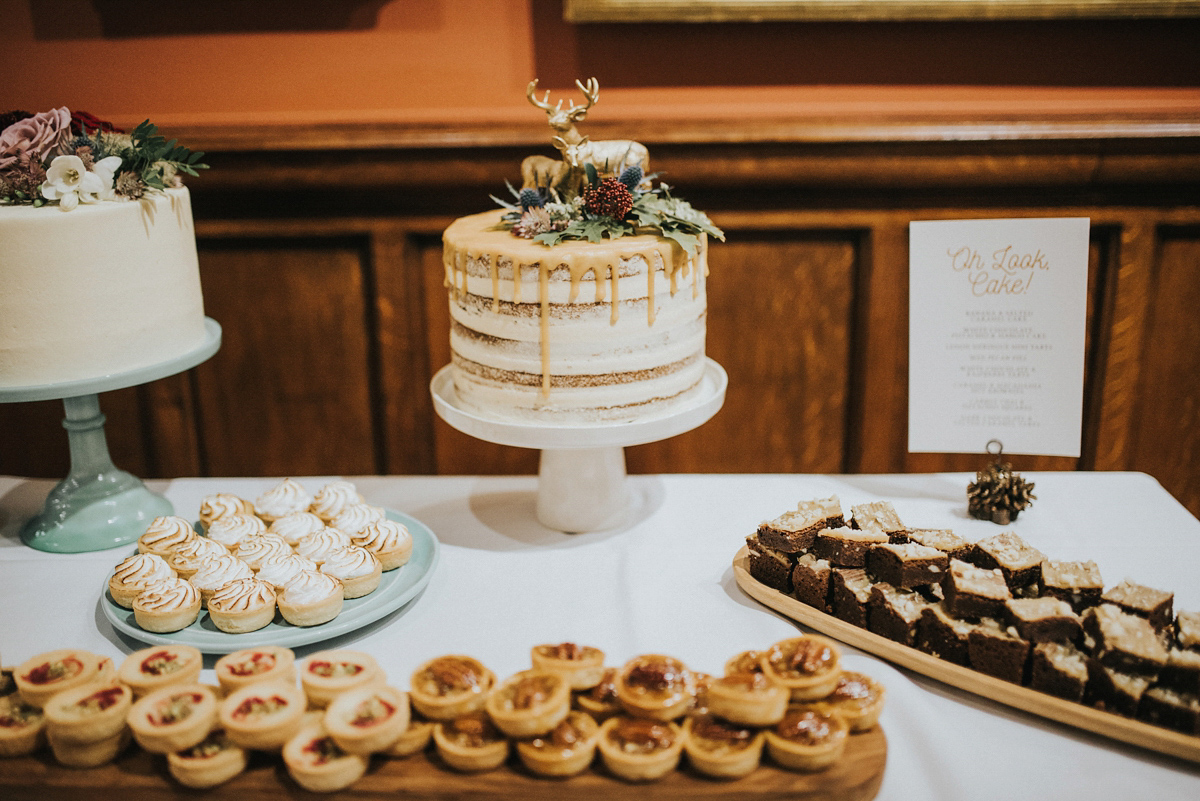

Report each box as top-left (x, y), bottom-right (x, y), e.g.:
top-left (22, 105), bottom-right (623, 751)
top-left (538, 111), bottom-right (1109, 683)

top-left (101, 509), bottom-right (439, 654)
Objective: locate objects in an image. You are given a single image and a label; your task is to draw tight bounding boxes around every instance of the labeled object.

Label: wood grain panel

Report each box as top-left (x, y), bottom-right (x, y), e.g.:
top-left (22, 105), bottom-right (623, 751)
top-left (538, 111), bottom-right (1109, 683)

top-left (192, 238), bottom-right (377, 477)
top-left (629, 233), bottom-right (856, 474)
top-left (1129, 228), bottom-right (1200, 515)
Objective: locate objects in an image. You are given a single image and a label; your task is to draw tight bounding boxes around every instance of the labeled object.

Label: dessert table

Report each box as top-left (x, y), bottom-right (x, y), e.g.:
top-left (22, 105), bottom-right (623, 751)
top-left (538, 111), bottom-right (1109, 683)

top-left (1, 471), bottom-right (1198, 800)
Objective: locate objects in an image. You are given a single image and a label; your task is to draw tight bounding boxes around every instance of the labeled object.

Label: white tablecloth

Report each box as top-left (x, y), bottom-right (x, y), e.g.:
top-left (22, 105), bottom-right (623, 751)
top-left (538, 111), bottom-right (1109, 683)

top-left (1, 471), bottom-right (1198, 799)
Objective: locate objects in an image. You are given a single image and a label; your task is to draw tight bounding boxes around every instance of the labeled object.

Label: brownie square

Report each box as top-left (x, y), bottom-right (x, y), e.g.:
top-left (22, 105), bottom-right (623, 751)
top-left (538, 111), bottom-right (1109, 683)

top-left (746, 535), bottom-right (794, 594)
top-left (812, 526), bottom-right (889, 568)
top-left (905, 528), bottom-right (973, 561)
top-left (867, 542), bottom-right (949, 590)
top-left (1086, 660), bottom-right (1153, 717)
top-left (1102, 579), bottom-right (1174, 631)
top-left (791, 553), bottom-right (832, 611)
top-left (1138, 686), bottom-right (1200, 734)
top-left (868, 583), bottom-right (931, 647)
top-left (969, 531), bottom-right (1044, 590)
top-left (917, 604), bottom-right (976, 665)
top-left (830, 567), bottom-right (874, 628)
top-left (968, 618), bottom-right (1031, 684)
top-left (1158, 648), bottom-right (1200, 694)
top-left (1040, 560), bottom-right (1105, 612)
top-left (1082, 603), bottom-right (1169, 675)
top-left (942, 559), bottom-right (1012, 620)
top-left (1176, 610), bottom-right (1200, 650)
top-left (1004, 597), bottom-right (1083, 643)
top-left (1030, 641), bottom-right (1089, 702)
top-left (849, 500), bottom-right (907, 538)
top-left (756, 495), bottom-right (844, 554)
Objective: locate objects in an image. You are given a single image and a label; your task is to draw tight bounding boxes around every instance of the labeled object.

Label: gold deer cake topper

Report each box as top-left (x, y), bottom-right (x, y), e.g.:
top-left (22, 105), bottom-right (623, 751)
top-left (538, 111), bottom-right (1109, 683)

top-left (521, 77), bottom-right (649, 201)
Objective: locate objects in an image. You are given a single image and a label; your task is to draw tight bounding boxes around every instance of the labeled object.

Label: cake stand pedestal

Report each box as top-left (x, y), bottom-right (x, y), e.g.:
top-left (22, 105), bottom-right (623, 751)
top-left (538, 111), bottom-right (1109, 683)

top-left (431, 358), bottom-right (727, 533)
top-left (0, 318), bottom-right (222, 553)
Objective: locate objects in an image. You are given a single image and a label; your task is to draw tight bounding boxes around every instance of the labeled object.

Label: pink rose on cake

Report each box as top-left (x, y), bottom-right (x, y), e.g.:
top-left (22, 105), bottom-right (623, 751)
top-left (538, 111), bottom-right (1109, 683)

top-left (0, 107), bottom-right (72, 171)
top-left (40, 153), bottom-right (122, 210)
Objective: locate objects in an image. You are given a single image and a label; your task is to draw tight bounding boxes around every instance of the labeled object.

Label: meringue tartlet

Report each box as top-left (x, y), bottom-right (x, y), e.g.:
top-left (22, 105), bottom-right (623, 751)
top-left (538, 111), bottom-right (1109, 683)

top-left (319, 546), bottom-right (382, 599)
top-left (351, 518), bottom-right (412, 571)
top-left (137, 515), bottom-right (198, 558)
top-left (255, 478), bottom-right (314, 524)
top-left (278, 570), bottom-right (344, 627)
top-left (109, 552), bottom-right (176, 608)
top-left (309, 480), bottom-right (364, 523)
top-left (132, 577), bottom-right (202, 633)
top-left (207, 577), bottom-right (277, 634)
top-left (198, 492), bottom-right (255, 528)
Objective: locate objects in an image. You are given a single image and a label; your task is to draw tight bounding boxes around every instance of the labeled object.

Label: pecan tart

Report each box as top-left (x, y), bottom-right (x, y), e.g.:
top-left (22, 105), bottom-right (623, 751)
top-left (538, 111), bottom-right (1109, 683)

top-left (118, 645), bottom-right (204, 698)
top-left (127, 683), bottom-right (218, 753)
top-left (706, 669), bottom-right (789, 727)
top-left (764, 705), bottom-right (849, 771)
top-left (531, 642), bottom-right (607, 690)
top-left (218, 680), bottom-right (307, 751)
top-left (614, 654), bottom-right (696, 721)
top-left (573, 667), bottom-right (622, 722)
top-left (760, 635), bottom-right (843, 701)
top-left (596, 715), bottom-right (684, 782)
top-left (816, 670), bottom-right (886, 732)
top-left (382, 710), bottom-right (435, 757)
top-left (409, 655), bottom-right (496, 721)
top-left (432, 711), bottom-right (509, 772)
top-left (167, 727), bottom-right (248, 789)
top-left (283, 721), bottom-right (369, 792)
top-left (484, 669), bottom-right (571, 738)
top-left (683, 713), bottom-right (766, 779)
top-left (324, 684), bottom-right (410, 755)
top-left (515, 709), bottom-right (601, 777)
top-left (215, 646), bottom-right (296, 694)
top-left (301, 650), bottom-right (384, 709)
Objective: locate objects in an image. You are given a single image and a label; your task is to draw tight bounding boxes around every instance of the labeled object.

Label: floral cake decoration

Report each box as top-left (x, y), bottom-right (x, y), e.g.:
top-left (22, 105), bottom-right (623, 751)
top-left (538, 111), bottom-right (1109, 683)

top-left (0, 107), bottom-right (206, 210)
top-left (494, 78), bottom-right (724, 255)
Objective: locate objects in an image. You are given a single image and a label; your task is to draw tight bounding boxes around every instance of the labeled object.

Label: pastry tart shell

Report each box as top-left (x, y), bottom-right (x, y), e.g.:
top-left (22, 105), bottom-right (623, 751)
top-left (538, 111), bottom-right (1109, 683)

top-left (283, 722), bottom-right (370, 792)
top-left (301, 650), bottom-right (384, 709)
top-left (682, 717), bottom-right (765, 779)
top-left (383, 716), bottom-right (435, 757)
top-left (167, 730), bottom-right (248, 789)
top-left (432, 715), bottom-right (510, 772)
top-left (484, 669), bottom-right (571, 738)
top-left (47, 726), bottom-right (130, 768)
top-left (119, 645), bottom-right (204, 698)
top-left (764, 708), bottom-right (849, 772)
top-left (0, 697), bottom-right (45, 757)
top-left (324, 685), bottom-right (411, 755)
top-left (596, 716), bottom-right (684, 782)
top-left (278, 586), bottom-right (343, 627)
top-left (15, 649), bottom-right (100, 708)
top-left (133, 585), bottom-right (202, 634)
top-left (759, 636), bottom-right (843, 701)
top-left (614, 655), bottom-right (696, 722)
top-left (335, 562), bottom-right (383, 599)
top-left (409, 656), bottom-right (495, 721)
top-left (43, 682), bottom-right (132, 744)
top-left (218, 680), bottom-right (307, 751)
top-left (127, 683), bottom-right (218, 753)
top-left (214, 646), bottom-right (296, 694)
top-left (531, 644), bottom-right (607, 690)
top-left (514, 710), bottom-right (601, 777)
top-left (705, 676), bottom-right (790, 727)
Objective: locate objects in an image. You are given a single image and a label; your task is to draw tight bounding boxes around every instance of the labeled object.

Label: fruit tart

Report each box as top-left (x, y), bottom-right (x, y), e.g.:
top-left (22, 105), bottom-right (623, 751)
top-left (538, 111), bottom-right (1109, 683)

top-left (515, 709), bottom-right (601, 777)
top-left (484, 669), bottom-right (571, 738)
top-left (683, 713), bottom-right (766, 779)
top-left (218, 680), bottom-right (307, 751)
top-left (432, 711), bottom-right (509, 772)
top-left (764, 705), bottom-right (849, 771)
top-left (215, 646), bottom-right (296, 694)
top-left (760, 635), bottom-right (843, 701)
top-left (531, 642), bottom-right (607, 690)
top-left (0, 695), bottom-right (45, 757)
top-left (301, 650), bottom-right (384, 709)
top-left (323, 684), bottom-right (410, 755)
top-left (15, 649), bottom-right (102, 707)
top-left (706, 669), bottom-right (789, 727)
top-left (283, 721), bottom-right (369, 792)
top-left (43, 681), bottom-right (132, 745)
top-left (614, 654), bottom-right (696, 721)
top-left (118, 645), bottom-right (204, 698)
top-left (167, 728), bottom-right (247, 789)
top-left (409, 655), bottom-right (496, 721)
top-left (127, 683), bottom-right (218, 753)
top-left (596, 715), bottom-right (684, 782)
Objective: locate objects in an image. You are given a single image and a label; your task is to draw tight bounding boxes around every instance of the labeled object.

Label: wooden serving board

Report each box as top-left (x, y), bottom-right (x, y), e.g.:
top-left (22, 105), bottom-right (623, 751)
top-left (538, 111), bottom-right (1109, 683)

top-left (733, 546), bottom-right (1200, 764)
top-left (0, 726), bottom-right (886, 801)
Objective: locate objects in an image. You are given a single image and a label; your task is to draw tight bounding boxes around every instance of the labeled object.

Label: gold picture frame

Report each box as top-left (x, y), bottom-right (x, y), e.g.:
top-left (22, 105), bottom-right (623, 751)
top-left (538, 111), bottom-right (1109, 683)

top-left (564, 0), bottom-right (1200, 21)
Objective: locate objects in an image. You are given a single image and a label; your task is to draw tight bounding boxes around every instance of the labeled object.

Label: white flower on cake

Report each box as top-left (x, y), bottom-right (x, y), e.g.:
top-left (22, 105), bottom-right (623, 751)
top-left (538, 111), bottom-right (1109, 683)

top-left (39, 154), bottom-right (120, 210)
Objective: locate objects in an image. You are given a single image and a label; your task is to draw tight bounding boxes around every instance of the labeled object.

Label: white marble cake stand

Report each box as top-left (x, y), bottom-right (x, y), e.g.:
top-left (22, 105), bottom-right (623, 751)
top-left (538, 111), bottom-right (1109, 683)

top-left (431, 358), bottom-right (727, 532)
top-left (0, 318), bottom-right (222, 553)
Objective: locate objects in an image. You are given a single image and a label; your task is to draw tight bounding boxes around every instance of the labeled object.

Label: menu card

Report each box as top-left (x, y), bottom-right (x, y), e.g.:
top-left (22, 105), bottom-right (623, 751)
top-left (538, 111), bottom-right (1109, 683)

top-left (908, 218), bottom-right (1089, 457)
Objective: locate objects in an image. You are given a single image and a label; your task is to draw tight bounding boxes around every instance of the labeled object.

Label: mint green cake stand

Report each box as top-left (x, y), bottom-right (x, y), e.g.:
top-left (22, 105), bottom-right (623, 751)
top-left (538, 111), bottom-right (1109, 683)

top-left (0, 318), bottom-right (221, 553)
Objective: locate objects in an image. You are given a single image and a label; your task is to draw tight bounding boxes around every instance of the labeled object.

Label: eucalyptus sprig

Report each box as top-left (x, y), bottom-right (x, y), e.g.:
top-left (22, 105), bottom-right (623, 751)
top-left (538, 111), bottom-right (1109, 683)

top-left (112, 119), bottom-right (208, 190)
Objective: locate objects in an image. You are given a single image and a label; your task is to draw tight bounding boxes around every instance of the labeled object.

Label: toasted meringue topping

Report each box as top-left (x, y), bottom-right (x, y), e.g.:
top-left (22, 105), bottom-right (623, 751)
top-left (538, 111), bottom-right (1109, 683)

top-left (198, 493), bottom-right (253, 527)
top-left (331, 504), bottom-right (385, 536)
top-left (256, 478), bottom-right (314, 521)
top-left (268, 511), bottom-right (325, 546)
top-left (352, 519), bottom-right (410, 554)
top-left (235, 534), bottom-right (292, 569)
top-left (188, 553), bottom-right (253, 592)
top-left (296, 527), bottom-right (352, 565)
top-left (209, 577), bottom-right (276, 613)
top-left (257, 552), bottom-right (318, 589)
top-left (206, 513), bottom-right (267, 549)
top-left (112, 552), bottom-right (175, 588)
top-left (320, 546), bottom-right (380, 580)
top-left (134, 577), bottom-right (200, 612)
top-left (138, 516), bottom-right (198, 555)
top-left (282, 570), bottom-right (342, 605)
top-left (309, 480), bottom-right (364, 523)
top-left (167, 536), bottom-right (229, 573)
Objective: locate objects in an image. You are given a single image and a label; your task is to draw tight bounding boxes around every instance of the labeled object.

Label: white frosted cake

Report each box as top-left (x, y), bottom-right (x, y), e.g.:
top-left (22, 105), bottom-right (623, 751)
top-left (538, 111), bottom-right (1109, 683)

top-left (0, 108), bottom-right (208, 388)
top-left (442, 78), bottom-right (721, 424)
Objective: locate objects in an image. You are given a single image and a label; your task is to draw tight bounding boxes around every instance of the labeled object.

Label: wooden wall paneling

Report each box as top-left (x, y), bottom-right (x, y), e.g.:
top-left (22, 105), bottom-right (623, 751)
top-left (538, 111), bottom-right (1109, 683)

top-left (374, 226), bottom-right (437, 475)
top-left (420, 236), bottom-right (540, 476)
top-left (140, 373), bottom-right (205, 478)
top-left (192, 235), bottom-right (378, 477)
top-left (1129, 227), bottom-right (1200, 515)
top-left (627, 229), bottom-right (857, 474)
top-left (0, 400), bottom-right (71, 479)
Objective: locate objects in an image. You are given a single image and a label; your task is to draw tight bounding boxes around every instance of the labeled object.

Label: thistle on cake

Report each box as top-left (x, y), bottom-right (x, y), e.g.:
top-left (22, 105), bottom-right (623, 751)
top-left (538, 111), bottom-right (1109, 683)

top-left (493, 78), bottom-right (723, 254)
top-left (0, 107), bottom-right (207, 208)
